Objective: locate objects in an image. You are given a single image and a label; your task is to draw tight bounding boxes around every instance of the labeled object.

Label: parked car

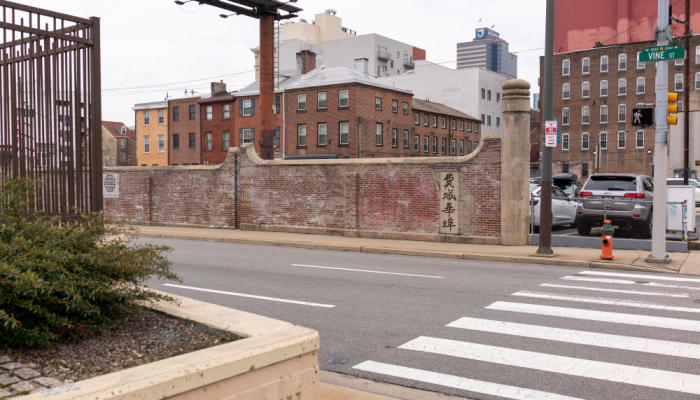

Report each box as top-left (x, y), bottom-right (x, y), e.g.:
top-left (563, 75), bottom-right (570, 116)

top-left (666, 178), bottom-right (700, 206)
top-left (553, 173), bottom-right (581, 199)
top-left (576, 173), bottom-right (654, 238)
top-left (530, 183), bottom-right (577, 231)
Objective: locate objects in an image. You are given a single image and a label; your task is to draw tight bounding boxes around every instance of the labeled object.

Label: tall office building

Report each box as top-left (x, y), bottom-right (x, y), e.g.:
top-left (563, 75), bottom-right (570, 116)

top-left (456, 28), bottom-right (517, 79)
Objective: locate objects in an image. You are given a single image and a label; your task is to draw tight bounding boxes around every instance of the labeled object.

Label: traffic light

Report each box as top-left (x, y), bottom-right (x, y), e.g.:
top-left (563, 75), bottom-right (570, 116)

top-left (668, 93), bottom-right (678, 125)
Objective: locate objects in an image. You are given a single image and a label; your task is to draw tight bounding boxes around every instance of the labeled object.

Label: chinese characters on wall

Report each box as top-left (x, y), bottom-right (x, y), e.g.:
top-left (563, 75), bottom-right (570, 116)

top-left (439, 172), bottom-right (459, 234)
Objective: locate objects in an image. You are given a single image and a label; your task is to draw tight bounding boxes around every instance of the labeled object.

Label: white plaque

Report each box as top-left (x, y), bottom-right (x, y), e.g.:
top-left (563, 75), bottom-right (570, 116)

top-left (439, 172), bottom-right (459, 234)
top-left (545, 120), bottom-right (558, 148)
top-left (103, 172), bottom-right (119, 198)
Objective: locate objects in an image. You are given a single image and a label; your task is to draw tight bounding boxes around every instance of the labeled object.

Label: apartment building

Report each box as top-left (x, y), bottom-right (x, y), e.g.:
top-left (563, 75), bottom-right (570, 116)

top-left (168, 96), bottom-right (202, 165)
top-left (540, 37), bottom-right (700, 179)
top-left (457, 28), bottom-right (517, 79)
top-left (102, 121), bottom-right (136, 166)
top-left (133, 101), bottom-right (168, 166)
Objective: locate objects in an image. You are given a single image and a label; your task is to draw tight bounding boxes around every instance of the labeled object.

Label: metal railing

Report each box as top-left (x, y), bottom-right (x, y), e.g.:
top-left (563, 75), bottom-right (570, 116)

top-left (403, 59), bottom-right (414, 68)
top-left (377, 50), bottom-right (390, 60)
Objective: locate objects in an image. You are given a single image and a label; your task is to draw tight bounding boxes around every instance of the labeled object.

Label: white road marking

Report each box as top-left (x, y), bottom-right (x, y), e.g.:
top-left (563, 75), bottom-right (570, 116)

top-left (579, 270), bottom-right (700, 284)
top-left (539, 283), bottom-right (689, 297)
top-left (513, 291), bottom-right (700, 314)
top-left (561, 276), bottom-right (700, 291)
top-left (162, 283), bottom-right (335, 308)
top-left (447, 317), bottom-right (700, 359)
top-left (291, 264), bottom-right (443, 278)
top-left (487, 302), bottom-right (700, 332)
top-left (400, 336), bottom-right (700, 395)
top-left (352, 360), bottom-right (583, 400)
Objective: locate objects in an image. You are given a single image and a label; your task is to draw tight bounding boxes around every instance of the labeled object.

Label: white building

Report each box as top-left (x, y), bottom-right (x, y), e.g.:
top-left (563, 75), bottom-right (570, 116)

top-left (378, 60), bottom-right (509, 134)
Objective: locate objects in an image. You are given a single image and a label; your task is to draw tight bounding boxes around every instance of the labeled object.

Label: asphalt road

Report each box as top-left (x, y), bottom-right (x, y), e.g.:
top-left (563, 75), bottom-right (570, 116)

top-left (137, 237), bottom-right (700, 400)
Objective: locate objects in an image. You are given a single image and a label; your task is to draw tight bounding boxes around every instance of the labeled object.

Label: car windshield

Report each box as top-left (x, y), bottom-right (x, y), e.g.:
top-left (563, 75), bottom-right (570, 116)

top-left (555, 182), bottom-right (576, 195)
top-left (584, 176), bottom-right (637, 191)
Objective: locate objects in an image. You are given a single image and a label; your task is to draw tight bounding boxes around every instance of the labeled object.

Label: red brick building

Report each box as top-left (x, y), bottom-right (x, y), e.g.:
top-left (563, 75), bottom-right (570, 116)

top-left (168, 97), bottom-right (201, 165)
top-left (102, 121), bottom-right (136, 166)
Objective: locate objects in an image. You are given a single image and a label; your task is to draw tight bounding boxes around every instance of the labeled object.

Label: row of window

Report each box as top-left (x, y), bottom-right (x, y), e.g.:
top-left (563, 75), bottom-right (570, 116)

top-left (560, 162), bottom-right (590, 177)
top-left (480, 89), bottom-right (501, 103)
top-left (561, 102), bottom-right (683, 125)
top-left (298, 90), bottom-right (350, 111)
top-left (560, 131), bottom-right (645, 151)
top-left (416, 136), bottom-right (476, 155)
top-left (171, 105), bottom-right (196, 122)
top-left (562, 47), bottom-right (700, 76)
top-left (119, 153), bottom-right (132, 163)
top-left (412, 113), bottom-right (476, 132)
top-left (563, 74), bottom-right (700, 100)
top-left (143, 110), bottom-right (164, 125)
top-left (142, 135), bottom-right (165, 153)
top-left (172, 133), bottom-right (198, 149)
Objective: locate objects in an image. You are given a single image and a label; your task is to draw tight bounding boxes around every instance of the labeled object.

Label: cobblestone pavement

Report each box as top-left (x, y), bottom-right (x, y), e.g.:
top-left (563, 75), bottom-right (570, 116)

top-left (0, 356), bottom-right (71, 399)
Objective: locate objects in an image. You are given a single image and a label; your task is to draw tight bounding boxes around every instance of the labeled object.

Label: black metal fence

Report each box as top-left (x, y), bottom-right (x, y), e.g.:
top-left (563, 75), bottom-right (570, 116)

top-left (0, 1), bottom-right (102, 218)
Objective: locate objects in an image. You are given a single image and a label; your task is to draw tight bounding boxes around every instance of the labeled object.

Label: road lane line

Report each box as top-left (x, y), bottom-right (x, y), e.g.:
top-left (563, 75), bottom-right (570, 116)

top-left (447, 317), bottom-right (700, 359)
top-left (579, 270), bottom-right (700, 284)
top-left (539, 283), bottom-right (689, 297)
top-left (513, 291), bottom-right (700, 313)
top-left (162, 283), bottom-right (335, 308)
top-left (561, 276), bottom-right (700, 291)
top-left (352, 360), bottom-right (583, 400)
top-left (291, 264), bottom-right (443, 278)
top-left (486, 302), bottom-right (700, 332)
top-left (399, 336), bottom-right (700, 395)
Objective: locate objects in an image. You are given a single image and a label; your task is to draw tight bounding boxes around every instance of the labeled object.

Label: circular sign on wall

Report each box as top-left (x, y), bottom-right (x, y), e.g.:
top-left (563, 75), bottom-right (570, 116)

top-left (104, 174), bottom-right (116, 192)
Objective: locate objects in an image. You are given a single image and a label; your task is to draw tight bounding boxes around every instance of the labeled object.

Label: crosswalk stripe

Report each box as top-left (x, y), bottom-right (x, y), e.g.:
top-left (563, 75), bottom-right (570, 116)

top-left (513, 291), bottom-right (700, 314)
top-left (579, 270), bottom-right (700, 284)
top-left (539, 283), bottom-right (689, 297)
top-left (352, 360), bottom-right (583, 400)
top-left (561, 276), bottom-right (700, 291)
top-left (399, 336), bottom-right (700, 395)
top-left (486, 301), bottom-right (700, 332)
top-left (447, 317), bottom-right (700, 359)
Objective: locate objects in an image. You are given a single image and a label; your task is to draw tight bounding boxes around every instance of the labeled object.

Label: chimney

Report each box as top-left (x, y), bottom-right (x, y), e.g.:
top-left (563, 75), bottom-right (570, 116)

top-left (295, 50), bottom-right (316, 78)
top-left (354, 58), bottom-right (368, 76)
top-left (211, 81), bottom-right (227, 97)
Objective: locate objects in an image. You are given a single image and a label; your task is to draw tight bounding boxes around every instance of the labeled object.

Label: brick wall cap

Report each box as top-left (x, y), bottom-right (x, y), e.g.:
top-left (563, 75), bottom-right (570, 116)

top-left (104, 164), bottom-right (223, 172)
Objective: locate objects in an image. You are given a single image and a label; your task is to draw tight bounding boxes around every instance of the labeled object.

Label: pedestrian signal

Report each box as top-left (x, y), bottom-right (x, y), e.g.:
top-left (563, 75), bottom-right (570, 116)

top-left (631, 107), bottom-right (654, 127)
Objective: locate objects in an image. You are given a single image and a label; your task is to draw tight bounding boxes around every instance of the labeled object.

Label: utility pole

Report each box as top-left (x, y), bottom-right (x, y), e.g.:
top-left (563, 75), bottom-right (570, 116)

top-left (650, 0), bottom-right (670, 262)
top-left (683, 0), bottom-right (690, 185)
top-left (537, 0), bottom-right (555, 255)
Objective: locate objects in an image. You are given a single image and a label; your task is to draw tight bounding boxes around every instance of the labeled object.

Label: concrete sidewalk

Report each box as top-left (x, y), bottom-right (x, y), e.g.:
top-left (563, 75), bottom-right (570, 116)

top-left (129, 225), bottom-right (700, 276)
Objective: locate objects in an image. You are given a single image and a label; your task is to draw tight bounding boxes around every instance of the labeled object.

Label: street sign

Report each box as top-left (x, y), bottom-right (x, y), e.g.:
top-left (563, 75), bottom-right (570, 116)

top-left (631, 107), bottom-right (654, 127)
top-left (545, 120), bottom-right (557, 148)
top-left (638, 45), bottom-right (686, 62)
top-left (665, 25), bottom-right (673, 42)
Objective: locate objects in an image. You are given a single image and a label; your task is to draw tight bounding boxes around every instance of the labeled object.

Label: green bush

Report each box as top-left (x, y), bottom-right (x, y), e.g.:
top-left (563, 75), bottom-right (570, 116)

top-left (0, 178), bottom-right (181, 348)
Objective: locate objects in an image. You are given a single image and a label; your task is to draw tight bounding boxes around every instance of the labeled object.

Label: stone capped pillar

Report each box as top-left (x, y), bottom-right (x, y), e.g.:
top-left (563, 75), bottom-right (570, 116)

top-left (500, 79), bottom-right (531, 245)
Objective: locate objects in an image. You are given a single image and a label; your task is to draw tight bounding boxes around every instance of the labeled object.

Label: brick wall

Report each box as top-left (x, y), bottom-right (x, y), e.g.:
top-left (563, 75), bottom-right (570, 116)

top-left (169, 97), bottom-right (201, 165)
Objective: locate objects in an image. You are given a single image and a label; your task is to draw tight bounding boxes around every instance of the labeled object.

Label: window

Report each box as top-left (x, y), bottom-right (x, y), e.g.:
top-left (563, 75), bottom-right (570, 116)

top-left (172, 135), bottom-right (179, 149)
top-left (600, 105), bottom-right (608, 123)
top-left (339, 90), bottom-right (349, 107)
top-left (676, 57), bottom-right (684, 66)
top-left (414, 113), bottom-right (419, 124)
top-left (562, 108), bottom-right (570, 125)
top-left (481, 114), bottom-right (485, 124)
top-left (376, 123), bottom-right (382, 145)
top-left (318, 92), bottom-right (327, 109)
top-left (222, 131), bottom-right (230, 150)
top-left (600, 80), bottom-right (608, 97)
top-left (451, 139), bottom-right (456, 155)
top-left (696, 72), bottom-right (700, 90)
top-left (298, 94), bottom-right (307, 111)
top-left (392, 100), bottom-right (398, 113)
top-left (618, 104), bottom-right (626, 122)
top-left (487, 90), bottom-right (492, 101)
top-left (275, 96), bottom-right (280, 114)
top-left (339, 122), bottom-right (349, 145)
top-left (637, 77), bottom-right (645, 94)
top-left (403, 102), bottom-right (409, 114)
top-left (442, 117), bottom-right (446, 128)
top-left (582, 81), bottom-right (590, 98)
top-left (675, 74), bottom-right (683, 91)
top-left (433, 116), bottom-right (437, 127)
top-left (467, 141), bottom-right (472, 154)
top-left (205, 105), bottom-right (213, 121)
top-left (618, 54), bottom-right (627, 70)
top-left (392, 129), bottom-right (398, 147)
top-left (600, 55), bottom-right (608, 72)
top-left (120, 139), bottom-right (126, 149)
top-left (582, 57), bottom-right (590, 74)
top-left (562, 133), bottom-right (569, 151)
top-left (403, 130), bottom-right (409, 147)
top-left (275, 126), bottom-right (281, 148)
top-left (189, 133), bottom-right (196, 148)
top-left (298, 125), bottom-right (306, 146)
top-left (460, 121), bottom-right (464, 131)
top-left (375, 97), bottom-right (381, 110)
top-left (318, 123), bottom-right (327, 145)
top-left (582, 162), bottom-right (589, 177)
top-left (618, 130), bottom-right (626, 149)
top-left (678, 101), bottom-right (683, 112)
top-left (600, 131), bottom-right (607, 149)
top-left (120, 153), bottom-right (126, 162)
top-left (441, 138), bottom-right (446, 154)
top-left (158, 134), bottom-right (164, 152)
top-left (144, 110), bottom-right (150, 125)
top-left (496, 117), bottom-right (501, 128)
top-left (414, 135), bottom-right (419, 152)
top-left (173, 106), bottom-right (179, 121)
top-left (562, 59), bottom-right (570, 75)
top-left (618, 78), bottom-right (626, 95)
top-left (460, 140), bottom-right (464, 155)
top-left (205, 132), bottom-right (212, 151)
top-left (189, 105), bottom-right (195, 120)
top-left (637, 52), bottom-right (645, 69)
top-left (563, 83), bottom-right (570, 99)
top-left (432, 137), bottom-right (437, 153)
top-left (562, 162), bottom-right (569, 173)
top-left (636, 130), bottom-right (644, 148)
top-left (497, 92), bottom-right (501, 103)
top-left (424, 115), bottom-right (428, 126)
top-left (424, 136), bottom-right (429, 152)
top-left (474, 124), bottom-right (478, 133)
top-left (242, 129), bottom-right (253, 144)
top-left (223, 104), bottom-right (230, 119)
top-left (487, 115), bottom-right (492, 126)
top-left (468, 122), bottom-right (472, 132)
top-left (481, 88), bottom-right (486, 99)
top-left (121, 126), bottom-right (126, 135)
top-left (158, 109), bottom-right (164, 124)
top-left (582, 132), bottom-right (589, 150)
top-left (582, 106), bottom-right (589, 124)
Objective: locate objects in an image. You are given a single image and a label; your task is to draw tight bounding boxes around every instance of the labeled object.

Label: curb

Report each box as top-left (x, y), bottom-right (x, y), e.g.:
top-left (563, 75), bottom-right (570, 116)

top-left (132, 232), bottom-right (676, 274)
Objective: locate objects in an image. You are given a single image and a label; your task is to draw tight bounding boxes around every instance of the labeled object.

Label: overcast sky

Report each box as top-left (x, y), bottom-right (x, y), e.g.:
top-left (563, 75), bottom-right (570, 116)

top-left (24, 0), bottom-right (547, 125)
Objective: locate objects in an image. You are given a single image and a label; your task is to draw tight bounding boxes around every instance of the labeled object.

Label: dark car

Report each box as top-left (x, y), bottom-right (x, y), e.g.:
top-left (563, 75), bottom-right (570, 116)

top-left (553, 173), bottom-right (581, 199)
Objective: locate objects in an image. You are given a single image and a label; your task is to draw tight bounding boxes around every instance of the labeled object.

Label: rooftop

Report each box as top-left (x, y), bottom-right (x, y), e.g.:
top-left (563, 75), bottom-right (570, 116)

top-left (412, 99), bottom-right (479, 121)
top-left (285, 65), bottom-right (412, 94)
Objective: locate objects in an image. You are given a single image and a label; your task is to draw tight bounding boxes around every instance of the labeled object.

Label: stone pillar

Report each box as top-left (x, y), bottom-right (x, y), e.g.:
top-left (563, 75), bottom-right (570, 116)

top-left (501, 79), bottom-right (531, 245)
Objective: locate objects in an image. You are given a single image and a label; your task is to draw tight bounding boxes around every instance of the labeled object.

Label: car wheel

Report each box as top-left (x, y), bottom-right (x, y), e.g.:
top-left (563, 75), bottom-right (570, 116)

top-left (577, 222), bottom-right (591, 236)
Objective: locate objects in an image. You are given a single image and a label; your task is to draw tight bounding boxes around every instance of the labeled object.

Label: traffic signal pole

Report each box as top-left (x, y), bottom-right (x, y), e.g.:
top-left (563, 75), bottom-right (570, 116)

top-left (683, 0), bottom-right (690, 186)
top-left (650, 0), bottom-right (670, 262)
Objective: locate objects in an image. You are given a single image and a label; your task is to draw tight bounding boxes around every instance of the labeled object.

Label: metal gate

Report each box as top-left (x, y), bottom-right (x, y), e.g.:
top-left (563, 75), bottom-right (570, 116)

top-left (0, 0), bottom-right (102, 218)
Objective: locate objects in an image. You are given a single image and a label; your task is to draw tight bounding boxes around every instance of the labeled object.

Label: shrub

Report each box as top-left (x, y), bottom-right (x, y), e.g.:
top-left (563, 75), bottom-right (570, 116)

top-left (0, 178), bottom-right (181, 348)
